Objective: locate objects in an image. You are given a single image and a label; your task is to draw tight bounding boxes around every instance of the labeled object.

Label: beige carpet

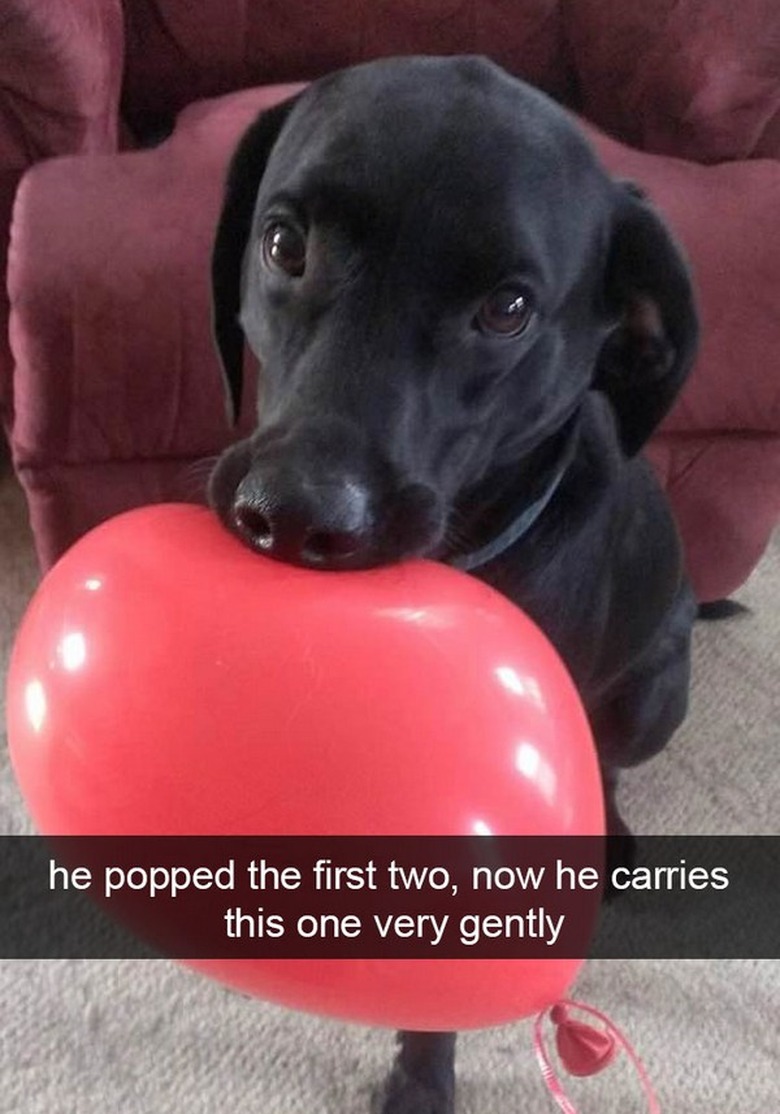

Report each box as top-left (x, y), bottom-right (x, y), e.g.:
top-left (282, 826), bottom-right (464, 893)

top-left (0, 455), bottom-right (777, 1113)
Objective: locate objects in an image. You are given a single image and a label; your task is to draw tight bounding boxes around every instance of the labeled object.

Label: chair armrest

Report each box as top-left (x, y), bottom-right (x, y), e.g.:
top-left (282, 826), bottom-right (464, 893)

top-left (6, 87), bottom-right (297, 473)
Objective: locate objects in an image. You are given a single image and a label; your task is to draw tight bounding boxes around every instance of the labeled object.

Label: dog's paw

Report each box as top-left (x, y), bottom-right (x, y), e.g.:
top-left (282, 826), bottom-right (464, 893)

top-left (697, 599), bottom-right (751, 621)
top-left (373, 1067), bottom-right (455, 1114)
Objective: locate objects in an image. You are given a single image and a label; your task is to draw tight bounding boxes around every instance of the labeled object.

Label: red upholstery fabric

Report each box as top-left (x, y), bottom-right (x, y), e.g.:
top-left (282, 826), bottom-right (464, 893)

top-left (5, 1), bottom-right (780, 600)
top-left (646, 434), bottom-right (780, 604)
top-left (0, 0), bottom-right (124, 420)
top-left (0, 1), bottom-right (122, 165)
top-left (9, 88), bottom-right (291, 469)
top-left (121, 0), bottom-right (573, 123)
top-left (567, 0), bottom-right (780, 162)
top-left (581, 127), bottom-right (780, 438)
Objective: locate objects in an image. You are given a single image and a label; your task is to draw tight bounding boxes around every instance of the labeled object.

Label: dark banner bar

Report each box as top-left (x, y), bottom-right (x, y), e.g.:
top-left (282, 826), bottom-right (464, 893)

top-left (0, 836), bottom-right (777, 960)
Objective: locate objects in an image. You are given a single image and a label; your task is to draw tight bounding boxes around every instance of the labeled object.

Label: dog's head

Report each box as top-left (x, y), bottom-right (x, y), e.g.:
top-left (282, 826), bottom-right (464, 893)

top-left (208, 56), bottom-right (698, 569)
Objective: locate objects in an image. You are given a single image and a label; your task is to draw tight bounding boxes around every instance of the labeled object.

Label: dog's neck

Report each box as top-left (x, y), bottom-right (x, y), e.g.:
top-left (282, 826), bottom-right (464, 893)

top-left (446, 416), bottom-right (580, 573)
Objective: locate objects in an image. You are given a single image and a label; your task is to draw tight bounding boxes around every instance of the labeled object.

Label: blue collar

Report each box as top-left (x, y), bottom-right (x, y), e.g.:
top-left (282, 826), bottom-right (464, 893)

top-left (447, 422), bottom-right (578, 573)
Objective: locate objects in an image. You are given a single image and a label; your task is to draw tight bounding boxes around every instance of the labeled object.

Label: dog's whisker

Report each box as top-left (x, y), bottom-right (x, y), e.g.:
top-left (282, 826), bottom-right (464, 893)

top-left (184, 454), bottom-right (220, 477)
top-left (177, 455), bottom-right (221, 499)
top-left (441, 509), bottom-right (476, 555)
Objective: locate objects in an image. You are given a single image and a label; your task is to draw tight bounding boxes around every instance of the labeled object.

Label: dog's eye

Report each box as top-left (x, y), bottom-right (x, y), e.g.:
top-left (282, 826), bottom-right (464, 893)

top-left (476, 285), bottom-right (534, 337)
top-left (262, 221), bottom-right (307, 278)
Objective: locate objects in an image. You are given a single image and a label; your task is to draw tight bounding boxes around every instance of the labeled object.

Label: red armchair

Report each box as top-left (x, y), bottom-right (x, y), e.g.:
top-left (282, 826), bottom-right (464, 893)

top-left (4, 0), bottom-right (780, 601)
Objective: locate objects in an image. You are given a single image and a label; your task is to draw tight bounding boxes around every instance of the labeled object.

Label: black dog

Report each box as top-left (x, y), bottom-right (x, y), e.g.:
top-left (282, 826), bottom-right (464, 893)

top-left (208, 56), bottom-right (699, 1114)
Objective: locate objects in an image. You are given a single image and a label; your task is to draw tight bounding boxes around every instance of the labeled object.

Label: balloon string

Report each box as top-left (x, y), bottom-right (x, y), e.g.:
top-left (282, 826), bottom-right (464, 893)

top-left (533, 998), bottom-right (660, 1113)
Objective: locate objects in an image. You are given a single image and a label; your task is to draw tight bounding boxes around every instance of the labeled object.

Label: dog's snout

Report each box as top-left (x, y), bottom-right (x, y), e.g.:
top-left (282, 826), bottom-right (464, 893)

top-left (233, 470), bottom-right (373, 568)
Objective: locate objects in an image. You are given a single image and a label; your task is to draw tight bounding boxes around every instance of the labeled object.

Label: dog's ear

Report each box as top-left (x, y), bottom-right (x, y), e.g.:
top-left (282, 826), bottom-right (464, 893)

top-left (211, 95), bottom-right (301, 425)
top-left (594, 187), bottom-right (699, 457)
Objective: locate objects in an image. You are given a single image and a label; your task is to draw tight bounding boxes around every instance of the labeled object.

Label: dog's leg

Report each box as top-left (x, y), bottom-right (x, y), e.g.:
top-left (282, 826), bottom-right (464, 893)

top-left (600, 766), bottom-right (637, 897)
top-left (601, 766), bottom-right (632, 841)
top-left (589, 582), bottom-right (695, 769)
top-left (697, 599), bottom-right (749, 621)
top-left (377, 1032), bottom-right (457, 1114)
top-left (591, 583), bottom-right (695, 895)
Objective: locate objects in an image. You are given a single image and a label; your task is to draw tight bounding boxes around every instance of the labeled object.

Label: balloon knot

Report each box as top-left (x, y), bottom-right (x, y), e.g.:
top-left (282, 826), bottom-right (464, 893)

top-left (549, 1004), bottom-right (569, 1026)
top-left (550, 1003), bottom-right (618, 1077)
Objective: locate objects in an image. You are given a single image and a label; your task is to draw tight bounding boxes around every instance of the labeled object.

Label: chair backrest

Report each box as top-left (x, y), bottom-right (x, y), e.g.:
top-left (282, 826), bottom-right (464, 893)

top-left (120, 0), bottom-right (575, 131)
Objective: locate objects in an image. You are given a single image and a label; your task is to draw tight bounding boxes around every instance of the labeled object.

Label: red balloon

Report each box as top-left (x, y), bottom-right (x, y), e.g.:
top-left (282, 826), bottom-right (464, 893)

top-left (7, 504), bottom-right (603, 1030)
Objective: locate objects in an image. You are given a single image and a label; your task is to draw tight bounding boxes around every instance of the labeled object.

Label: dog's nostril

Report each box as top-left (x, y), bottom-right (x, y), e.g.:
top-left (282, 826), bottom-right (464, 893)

top-left (303, 530), bottom-right (363, 564)
top-left (234, 504), bottom-right (274, 550)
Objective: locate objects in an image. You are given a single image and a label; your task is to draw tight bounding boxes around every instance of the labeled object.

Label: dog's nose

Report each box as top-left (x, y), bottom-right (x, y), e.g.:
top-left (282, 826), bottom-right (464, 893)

top-left (232, 471), bottom-right (373, 568)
